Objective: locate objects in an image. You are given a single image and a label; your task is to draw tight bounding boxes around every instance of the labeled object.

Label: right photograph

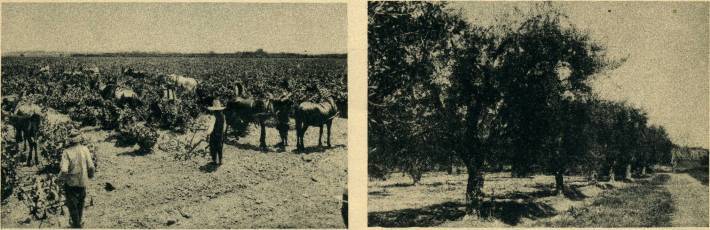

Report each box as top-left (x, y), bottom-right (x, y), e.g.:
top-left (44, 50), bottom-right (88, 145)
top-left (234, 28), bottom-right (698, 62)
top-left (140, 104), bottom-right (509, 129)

top-left (368, 1), bottom-right (709, 228)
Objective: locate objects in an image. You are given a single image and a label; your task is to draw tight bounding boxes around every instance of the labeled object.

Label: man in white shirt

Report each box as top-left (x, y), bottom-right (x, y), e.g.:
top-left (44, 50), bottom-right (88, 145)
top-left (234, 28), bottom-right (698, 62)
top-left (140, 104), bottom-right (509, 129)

top-left (60, 129), bottom-right (95, 228)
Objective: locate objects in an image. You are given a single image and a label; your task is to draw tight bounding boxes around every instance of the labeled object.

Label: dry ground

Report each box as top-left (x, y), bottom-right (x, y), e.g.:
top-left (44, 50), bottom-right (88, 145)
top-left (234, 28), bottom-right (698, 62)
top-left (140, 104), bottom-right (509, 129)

top-left (2, 117), bottom-right (348, 228)
top-left (368, 170), bottom-right (708, 227)
top-left (663, 172), bottom-right (709, 227)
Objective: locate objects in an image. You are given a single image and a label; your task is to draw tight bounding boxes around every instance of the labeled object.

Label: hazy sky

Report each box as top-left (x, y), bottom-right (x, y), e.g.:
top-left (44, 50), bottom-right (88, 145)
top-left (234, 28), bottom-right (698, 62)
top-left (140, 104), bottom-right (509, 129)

top-left (1, 3), bottom-right (347, 54)
top-left (452, 1), bottom-right (709, 148)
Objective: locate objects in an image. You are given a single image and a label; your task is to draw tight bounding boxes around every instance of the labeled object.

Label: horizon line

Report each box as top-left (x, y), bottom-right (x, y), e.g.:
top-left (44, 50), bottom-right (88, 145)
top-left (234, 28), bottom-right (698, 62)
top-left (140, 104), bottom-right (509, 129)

top-left (2, 50), bottom-right (347, 55)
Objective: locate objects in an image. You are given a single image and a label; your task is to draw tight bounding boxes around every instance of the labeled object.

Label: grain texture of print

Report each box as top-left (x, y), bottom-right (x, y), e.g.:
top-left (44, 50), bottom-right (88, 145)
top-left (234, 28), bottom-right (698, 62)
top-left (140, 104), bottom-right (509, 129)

top-left (1, 2), bottom-right (348, 229)
top-left (367, 1), bottom-right (709, 228)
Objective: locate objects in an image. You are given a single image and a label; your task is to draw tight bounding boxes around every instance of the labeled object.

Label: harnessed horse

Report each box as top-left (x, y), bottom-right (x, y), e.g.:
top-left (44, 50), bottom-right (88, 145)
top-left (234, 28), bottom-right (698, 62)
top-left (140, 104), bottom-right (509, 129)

top-left (224, 82), bottom-right (291, 150)
top-left (294, 96), bottom-right (339, 151)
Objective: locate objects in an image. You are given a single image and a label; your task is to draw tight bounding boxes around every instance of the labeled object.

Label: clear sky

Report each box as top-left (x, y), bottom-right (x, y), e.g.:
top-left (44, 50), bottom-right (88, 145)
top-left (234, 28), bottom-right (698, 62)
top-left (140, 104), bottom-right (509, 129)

top-left (452, 1), bottom-right (709, 148)
top-left (1, 3), bottom-right (347, 54)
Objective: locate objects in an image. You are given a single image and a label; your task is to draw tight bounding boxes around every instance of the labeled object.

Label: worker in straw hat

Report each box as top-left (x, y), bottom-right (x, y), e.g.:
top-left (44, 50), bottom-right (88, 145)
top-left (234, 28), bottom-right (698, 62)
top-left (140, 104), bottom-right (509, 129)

top-left (206, 98), bottom-right (227, 165)
top-left (59, 129), bottom-right (95, 228)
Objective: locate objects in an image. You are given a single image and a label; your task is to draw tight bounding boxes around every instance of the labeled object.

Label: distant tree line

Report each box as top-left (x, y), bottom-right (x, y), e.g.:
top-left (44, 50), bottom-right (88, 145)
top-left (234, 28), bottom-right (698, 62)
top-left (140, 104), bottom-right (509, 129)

top-left (67, 51), bottom-right (346, 59)
top-left (368, 1), bottom-right (675, 216)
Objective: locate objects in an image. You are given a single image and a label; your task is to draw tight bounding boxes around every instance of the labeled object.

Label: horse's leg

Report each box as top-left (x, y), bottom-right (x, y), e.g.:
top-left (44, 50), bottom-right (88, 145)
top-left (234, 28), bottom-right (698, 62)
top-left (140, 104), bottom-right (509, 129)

top-left (25, 137), bottom-right (33, 166)
top-left (282, 122), bottom-right (289, 147)
top-left (300, 126), bottom-right (309, 150)
top-left (15, 128), bottom-right (23, 154)
top-left (277, 125), bottom-right (286, 148)
top-left (327, 120), bottom-right (333, 147)
top-left (318, 124), bottom-right (323, 147)
top-left (283, 126), bottom-right (288, 147)
top-left (30, 137), bottom-right (38, 166)
top-left (295, 119), bottom-right (302, 150)
top-left (259, 120), bottom-right (267, 150)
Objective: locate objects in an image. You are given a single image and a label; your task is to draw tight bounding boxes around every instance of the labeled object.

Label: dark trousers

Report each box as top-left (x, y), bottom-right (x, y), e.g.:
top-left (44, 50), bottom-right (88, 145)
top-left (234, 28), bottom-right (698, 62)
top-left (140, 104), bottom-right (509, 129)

top-left (341, 202), bottom-right (348, 227)
top-left (64, 186), bottom-right (86, 228)
top-left (209, 135), bottom-right (224, 164)
top-left (277, 123), bottom-right (288, 145)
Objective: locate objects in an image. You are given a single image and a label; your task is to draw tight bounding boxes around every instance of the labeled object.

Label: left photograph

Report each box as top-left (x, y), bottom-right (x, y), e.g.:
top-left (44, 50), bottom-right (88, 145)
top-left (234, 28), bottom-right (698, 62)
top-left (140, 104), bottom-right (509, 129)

top-left (1, 3), bottom-right (347, 229)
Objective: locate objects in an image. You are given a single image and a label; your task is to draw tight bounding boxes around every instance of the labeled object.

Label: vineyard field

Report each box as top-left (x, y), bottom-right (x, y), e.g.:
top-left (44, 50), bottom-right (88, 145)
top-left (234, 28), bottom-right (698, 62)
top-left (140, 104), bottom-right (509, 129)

top-left (1, 56), bottom-right (348, 228)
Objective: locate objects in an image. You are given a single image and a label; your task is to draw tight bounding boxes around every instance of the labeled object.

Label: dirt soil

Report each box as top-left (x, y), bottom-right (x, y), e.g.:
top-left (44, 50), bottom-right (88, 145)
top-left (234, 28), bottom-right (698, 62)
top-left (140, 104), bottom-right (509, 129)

top-left (662, 172), bottom-right (709, 227)
top-left (2, 117), bottom-right (348, 228)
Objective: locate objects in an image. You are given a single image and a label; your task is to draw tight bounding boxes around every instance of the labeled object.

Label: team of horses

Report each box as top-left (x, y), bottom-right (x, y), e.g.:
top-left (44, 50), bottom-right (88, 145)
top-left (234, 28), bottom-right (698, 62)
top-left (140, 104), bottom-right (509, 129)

top-left (5, 66), bottom-right (341, 166)
top-left (224, 82), bottom-right (339, 151)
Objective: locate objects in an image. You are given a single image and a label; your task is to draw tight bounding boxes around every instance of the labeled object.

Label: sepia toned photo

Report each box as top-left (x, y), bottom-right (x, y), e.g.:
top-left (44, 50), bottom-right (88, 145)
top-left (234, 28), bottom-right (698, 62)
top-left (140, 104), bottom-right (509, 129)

top-left (1, 3), bottom-right (347, 229)
top-left (368, 1), bottom-right (708, 228)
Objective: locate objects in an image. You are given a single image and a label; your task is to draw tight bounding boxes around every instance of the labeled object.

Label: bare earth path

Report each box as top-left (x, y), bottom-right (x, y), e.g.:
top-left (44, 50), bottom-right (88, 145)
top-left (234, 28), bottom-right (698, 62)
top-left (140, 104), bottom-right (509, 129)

top-left (662, 173), bottom-right (709, 227)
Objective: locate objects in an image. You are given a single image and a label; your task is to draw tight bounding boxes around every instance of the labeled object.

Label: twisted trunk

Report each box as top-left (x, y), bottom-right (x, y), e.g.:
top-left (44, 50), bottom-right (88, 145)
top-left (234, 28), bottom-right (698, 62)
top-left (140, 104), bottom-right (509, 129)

top-left (554, 171), bottom-right (564, 196)
top-left (625, 164), bottom-right (633, 181)
top-left (464, 161), bottom-right (485, 216)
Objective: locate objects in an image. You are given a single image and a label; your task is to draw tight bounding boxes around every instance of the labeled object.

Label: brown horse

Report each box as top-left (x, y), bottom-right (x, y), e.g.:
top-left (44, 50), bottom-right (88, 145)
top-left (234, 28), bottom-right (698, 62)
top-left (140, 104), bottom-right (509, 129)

top-left (10, 102), bottom-right (43, 166)
top-left (294, 96), bottom-right (338, 151)
top-left (224, 83), bottom-right (291, 150)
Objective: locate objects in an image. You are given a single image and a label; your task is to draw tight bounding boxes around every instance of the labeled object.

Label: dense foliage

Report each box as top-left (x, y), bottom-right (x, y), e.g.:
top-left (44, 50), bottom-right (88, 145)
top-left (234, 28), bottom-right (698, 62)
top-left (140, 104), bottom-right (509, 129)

top-left (117, 123), bottom-right (159, 154)
top-left (1, 122), bottom-right (19, 201)
top-left (2, 56), bottom-right (348, 132)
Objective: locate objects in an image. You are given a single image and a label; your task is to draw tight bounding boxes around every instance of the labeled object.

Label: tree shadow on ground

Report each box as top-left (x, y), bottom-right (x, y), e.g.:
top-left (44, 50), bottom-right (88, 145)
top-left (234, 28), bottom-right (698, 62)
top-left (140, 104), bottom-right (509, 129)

top-left (116, 149), bottom-right (149, 157)
top-left (492, 186), bottom-right (556, 201)
top-left (368, 199), bottom-right (556, 227)
top-left (369, 190), bottom-right (390, 197)
top-left (368, 201), bottom-right (465, 227)
top-left (199, 162), bottom-right (220, 173)
top-left (682, 167), bottom-right (708, 186)
top-left (650, 173), bottom-right (671, 185)
top-left (563, 185), bottom-right (587, 201)
top-left (381, 183), bottom-right (415, 188)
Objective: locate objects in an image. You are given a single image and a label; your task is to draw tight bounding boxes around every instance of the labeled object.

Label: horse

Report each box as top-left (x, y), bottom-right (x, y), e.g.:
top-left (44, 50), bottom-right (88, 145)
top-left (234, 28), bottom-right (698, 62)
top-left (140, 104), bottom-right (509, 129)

top-left (224, 82), bottom-right (291, 150)
top-left (99, 83), bottom-right (142, 108)
top-left (9, 101), bottom-right (43, 166)
top-left (294, 96), bottom-right (338, 151)
top-left (166, 74), bottom-right (199, 93)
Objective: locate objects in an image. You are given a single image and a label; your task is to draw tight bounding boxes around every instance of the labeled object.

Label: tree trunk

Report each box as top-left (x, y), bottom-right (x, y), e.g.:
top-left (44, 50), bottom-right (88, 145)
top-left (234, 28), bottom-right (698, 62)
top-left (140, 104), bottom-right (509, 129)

top-left (609, 167), bottom-right (615, 183)
top-left (446, 155), bottom-right (454, 175)
top-left (464, 163), bottom-right (485, 217)
top-left (641, 166), bottom-right (647, 176)
top-left (554, 171), bottom-right (564, 196)
top-left (625, 164), bottom-right (633, 181)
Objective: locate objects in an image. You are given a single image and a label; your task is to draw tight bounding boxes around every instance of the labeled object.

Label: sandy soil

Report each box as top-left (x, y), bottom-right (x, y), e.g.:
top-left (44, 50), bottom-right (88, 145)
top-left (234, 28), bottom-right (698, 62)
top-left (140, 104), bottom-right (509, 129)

top-left (662, 173), bottom-right (709, 227)
top-left (2, 117), bottom-right (348, 228)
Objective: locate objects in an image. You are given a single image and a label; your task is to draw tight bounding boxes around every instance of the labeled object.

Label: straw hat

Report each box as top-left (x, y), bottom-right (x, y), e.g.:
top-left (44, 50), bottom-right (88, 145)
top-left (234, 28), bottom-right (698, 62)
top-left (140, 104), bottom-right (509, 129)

top-left (207, 99), bottom-right (226, 111)
top-left (68, 129), bottom-right (83, 144)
